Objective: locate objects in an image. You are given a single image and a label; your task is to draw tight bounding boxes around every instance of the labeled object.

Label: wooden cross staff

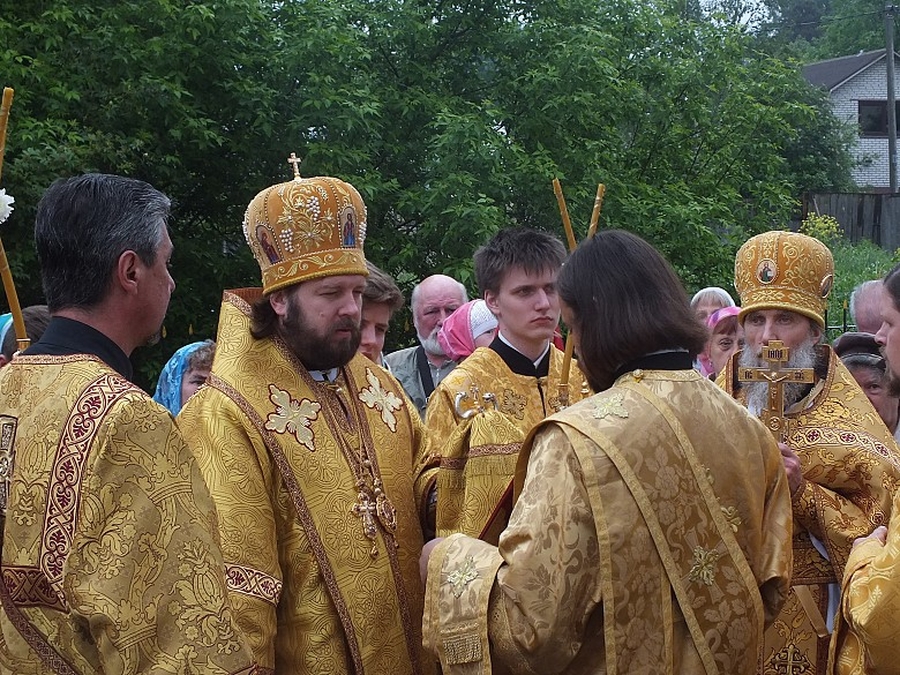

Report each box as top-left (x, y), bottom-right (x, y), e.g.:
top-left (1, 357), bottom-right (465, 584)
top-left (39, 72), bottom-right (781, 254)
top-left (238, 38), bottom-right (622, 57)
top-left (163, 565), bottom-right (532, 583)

top-left (552, 178), bottom-right (605, 408)
top-left (737, 340), bottom-right (815, 441)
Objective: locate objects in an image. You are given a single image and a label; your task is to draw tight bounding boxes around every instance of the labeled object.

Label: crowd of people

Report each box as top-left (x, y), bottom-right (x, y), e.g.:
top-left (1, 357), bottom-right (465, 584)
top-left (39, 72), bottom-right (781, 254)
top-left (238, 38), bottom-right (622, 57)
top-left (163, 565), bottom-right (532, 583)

top-left (2, 167), bottom-right (900, 674)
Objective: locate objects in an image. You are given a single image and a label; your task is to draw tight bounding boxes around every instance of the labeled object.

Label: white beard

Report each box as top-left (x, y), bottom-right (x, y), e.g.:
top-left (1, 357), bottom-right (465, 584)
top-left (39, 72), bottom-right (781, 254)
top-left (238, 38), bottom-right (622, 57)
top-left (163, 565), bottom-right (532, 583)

top-left (418, 327), bottom-right (446, 358)
top-left (739, 339), bottom-right (818, 416)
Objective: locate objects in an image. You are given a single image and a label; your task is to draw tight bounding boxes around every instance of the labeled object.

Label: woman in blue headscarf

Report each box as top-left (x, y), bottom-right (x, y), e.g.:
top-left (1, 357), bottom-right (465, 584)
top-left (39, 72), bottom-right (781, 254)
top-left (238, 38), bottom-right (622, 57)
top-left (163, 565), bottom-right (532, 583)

top-left (152, 339), bottom-right (216, 414)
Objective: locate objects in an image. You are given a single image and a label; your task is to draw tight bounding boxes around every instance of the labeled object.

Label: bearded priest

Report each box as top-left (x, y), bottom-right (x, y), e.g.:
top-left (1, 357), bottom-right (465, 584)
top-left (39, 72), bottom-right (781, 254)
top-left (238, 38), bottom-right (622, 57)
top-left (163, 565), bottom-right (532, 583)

top-left (718, 230), bottom-right (900, 675)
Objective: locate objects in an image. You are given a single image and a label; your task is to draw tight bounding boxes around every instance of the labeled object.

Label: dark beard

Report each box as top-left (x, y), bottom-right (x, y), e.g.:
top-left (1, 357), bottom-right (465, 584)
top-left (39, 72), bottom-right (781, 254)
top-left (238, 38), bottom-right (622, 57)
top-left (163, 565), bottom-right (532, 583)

top-left (739, 340), bottom-right (818, 415)
top-left (279, 296), bottom-right (361, 371)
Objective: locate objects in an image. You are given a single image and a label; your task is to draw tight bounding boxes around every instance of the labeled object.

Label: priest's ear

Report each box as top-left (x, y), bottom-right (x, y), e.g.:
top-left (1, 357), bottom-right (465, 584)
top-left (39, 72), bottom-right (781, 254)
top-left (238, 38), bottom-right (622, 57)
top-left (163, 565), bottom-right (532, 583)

top-left (268, 289), bottom-right (290, 319)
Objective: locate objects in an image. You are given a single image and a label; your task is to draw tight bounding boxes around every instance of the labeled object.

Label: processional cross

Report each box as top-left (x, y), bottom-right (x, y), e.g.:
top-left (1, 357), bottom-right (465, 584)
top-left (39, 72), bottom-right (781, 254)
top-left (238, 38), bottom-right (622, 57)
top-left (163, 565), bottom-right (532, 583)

top-left (738, 340), bottom-right (829, 638)
top-left (737, 340), bottom-right (815, 441)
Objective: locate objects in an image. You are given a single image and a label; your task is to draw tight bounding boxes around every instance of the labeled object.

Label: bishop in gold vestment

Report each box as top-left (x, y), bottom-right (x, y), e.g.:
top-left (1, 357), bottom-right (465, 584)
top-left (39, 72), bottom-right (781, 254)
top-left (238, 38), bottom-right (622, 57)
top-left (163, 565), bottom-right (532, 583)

top-left (721, 347), bottom-right (900, 673)
top-left (423, 367), bottom-right (792, 675)
top-left (180, 291), bottom-right (430, 674)
top-left (179, 167), bottom-right (432, 675)
top-left (722, 230), bottom-right (900, 675)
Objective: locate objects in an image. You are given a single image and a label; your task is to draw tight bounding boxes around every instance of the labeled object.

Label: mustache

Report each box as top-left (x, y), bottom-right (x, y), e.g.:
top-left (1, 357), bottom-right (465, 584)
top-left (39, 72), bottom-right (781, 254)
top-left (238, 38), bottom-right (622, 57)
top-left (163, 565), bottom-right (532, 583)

top-left (333, 318), bottom-right (360, 332)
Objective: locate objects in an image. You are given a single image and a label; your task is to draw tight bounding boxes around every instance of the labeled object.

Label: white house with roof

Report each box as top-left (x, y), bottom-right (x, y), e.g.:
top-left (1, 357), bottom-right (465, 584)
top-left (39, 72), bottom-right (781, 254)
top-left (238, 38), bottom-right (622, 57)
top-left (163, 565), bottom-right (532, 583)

top-left (804, 49), bottom-right (900, 190)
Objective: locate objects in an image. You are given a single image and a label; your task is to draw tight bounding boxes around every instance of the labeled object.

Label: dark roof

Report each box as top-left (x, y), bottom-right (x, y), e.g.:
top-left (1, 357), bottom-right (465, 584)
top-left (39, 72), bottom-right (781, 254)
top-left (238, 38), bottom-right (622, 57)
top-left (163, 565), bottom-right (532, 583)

top-left (803, 49), bottom-right (892, 91)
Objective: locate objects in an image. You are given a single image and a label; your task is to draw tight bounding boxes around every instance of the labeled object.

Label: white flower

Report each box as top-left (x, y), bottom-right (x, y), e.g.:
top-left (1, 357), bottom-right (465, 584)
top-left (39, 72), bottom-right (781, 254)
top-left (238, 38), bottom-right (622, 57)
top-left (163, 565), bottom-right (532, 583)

top-left (0, 189), bottom-right (14, 225)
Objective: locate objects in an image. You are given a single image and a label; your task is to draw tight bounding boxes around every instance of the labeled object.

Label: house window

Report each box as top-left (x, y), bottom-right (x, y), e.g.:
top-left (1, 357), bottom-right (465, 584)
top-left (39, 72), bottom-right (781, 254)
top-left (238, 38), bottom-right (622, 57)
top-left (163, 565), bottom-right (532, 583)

top-left (859, 100), bottom-right (900, 136)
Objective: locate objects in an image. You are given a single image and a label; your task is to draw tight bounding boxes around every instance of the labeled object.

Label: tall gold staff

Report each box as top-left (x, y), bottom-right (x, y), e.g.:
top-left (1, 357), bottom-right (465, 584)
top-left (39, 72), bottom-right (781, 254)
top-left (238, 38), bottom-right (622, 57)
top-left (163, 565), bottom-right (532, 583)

top-left (552, 179), bottom-right (605, 407)
top-left (0, 87), bottom-right (29, 353)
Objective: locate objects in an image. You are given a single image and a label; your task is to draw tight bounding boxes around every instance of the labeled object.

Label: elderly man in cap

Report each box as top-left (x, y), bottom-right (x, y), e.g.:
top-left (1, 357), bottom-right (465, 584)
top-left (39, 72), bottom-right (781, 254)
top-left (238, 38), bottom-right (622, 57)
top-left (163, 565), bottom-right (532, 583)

top-left (178, 161), bottom-right (433, 675)
top-left (718, 230), bottom-right (900, 675)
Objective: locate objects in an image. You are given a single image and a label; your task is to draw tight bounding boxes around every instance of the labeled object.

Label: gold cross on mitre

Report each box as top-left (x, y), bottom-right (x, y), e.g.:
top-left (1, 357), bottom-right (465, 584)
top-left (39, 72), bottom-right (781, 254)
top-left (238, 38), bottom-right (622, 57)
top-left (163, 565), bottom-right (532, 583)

top-left (737, 340), bottom-right (816, 440)
top-left (287, 152), bottom-right (302, 180)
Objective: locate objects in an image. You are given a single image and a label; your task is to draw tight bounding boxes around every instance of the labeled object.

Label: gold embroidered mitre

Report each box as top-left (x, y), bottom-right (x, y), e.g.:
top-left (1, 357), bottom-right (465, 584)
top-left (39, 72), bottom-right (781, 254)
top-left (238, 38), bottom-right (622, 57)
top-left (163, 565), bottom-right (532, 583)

top-left (734, 230), bottom-right (833, 329)
top-left (243, 157), bottom-right (368, 294)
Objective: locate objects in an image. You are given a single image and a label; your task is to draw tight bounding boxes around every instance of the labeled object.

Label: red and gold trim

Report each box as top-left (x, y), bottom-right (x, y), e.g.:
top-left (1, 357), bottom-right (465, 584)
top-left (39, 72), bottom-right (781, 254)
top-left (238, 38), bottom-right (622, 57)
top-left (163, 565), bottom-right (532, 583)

top-left (40, 373), bottom-right (135, 599)
top-left (225, 564), bottom-right (283, 607)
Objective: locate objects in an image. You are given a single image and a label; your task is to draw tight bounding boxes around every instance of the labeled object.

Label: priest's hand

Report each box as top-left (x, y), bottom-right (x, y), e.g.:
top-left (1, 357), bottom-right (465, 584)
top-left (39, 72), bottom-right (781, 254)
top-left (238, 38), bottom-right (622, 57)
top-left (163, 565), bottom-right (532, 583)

top-left (852, 525), bottom-right (888, 551)
top-left (778, 442), bottom-right (803, 495)
top-left (420, 537), bottom-right (444, 585)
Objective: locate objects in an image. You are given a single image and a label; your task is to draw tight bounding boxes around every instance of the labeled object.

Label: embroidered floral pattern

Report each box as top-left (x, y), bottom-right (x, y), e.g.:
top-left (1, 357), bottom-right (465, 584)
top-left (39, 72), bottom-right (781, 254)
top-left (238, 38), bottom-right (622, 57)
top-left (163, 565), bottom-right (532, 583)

top-left (447, 555), bottom-right (479, 598)
top-left (592, 393), bottom-right (629, 420)
top-left (498, 389), bottom-right (526, 420)
top-left (264, 384), bottom-right (321, 450)
top-left (294, 216), bottom-right (328, 252)
top-left (42, 373), bottom-right (134, 596)
top-left (172, 540), bottom-right (244, 653)
top-left (688, 546), bottom-right (722, 586)
top-left (358, 369), bottom-right (402, 432)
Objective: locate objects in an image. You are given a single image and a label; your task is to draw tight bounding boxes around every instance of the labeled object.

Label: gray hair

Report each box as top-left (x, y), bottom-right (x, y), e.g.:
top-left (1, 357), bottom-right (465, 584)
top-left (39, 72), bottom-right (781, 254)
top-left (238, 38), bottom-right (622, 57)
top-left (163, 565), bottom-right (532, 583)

top-left (410, 275), bottom-right (468, 313)
top-left (35, 174), bottom-right (170, 312)
top-left (690, 286), bottom-right (736, 310)
top-left (849, 279), bottom-right (882, 325)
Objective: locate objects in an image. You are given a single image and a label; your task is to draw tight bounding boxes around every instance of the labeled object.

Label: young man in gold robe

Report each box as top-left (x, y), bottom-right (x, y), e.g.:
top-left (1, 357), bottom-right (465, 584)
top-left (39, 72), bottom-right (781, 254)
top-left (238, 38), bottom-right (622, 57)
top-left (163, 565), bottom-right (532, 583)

top-left (717, 230), bottom-right (900, 675)
top-left (178, 165), bottom-right (433, 675)
top-left (420, 230), bottom-right (793, 674)
top-left (829, 262), bottom-right (900, 675)
top-left (417, 227), bottom-right (588, 543)
top-left (0, 174), bottom-right (256, 674)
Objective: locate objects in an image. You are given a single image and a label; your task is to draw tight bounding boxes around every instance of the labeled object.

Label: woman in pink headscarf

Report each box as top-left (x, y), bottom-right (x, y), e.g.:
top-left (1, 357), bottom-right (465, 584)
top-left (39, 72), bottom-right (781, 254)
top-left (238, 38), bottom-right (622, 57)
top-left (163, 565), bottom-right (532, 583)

top-left (437, 299), bottom-right (498, 362)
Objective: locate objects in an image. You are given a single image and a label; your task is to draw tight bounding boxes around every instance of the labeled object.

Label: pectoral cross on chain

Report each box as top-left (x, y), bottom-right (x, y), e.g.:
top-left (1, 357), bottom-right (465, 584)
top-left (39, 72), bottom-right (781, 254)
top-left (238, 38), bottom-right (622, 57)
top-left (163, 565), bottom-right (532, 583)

top-left (738, 340), bottom-right (815, 441)
top-left (351, 491), bottom-right (380, 558)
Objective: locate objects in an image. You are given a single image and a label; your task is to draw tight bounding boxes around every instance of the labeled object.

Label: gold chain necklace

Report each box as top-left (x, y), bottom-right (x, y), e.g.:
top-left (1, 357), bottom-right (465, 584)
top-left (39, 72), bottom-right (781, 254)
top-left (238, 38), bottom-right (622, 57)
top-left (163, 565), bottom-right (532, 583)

top-left (318, 374), bottom-right (397, 558)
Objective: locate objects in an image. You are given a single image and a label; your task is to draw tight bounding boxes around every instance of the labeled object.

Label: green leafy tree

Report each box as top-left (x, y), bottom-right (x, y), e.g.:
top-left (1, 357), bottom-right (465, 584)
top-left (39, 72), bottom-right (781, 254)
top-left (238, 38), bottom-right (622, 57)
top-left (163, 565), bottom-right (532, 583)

top-left (0, 0), bottom-right (858, 386)
top-left (814, 0), bottom-right (889, 58)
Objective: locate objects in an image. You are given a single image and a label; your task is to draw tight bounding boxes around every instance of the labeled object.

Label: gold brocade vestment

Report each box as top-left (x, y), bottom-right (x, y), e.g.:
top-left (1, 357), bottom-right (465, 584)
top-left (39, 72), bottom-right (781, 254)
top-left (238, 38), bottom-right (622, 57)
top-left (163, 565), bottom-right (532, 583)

top-left (0, 354), bottom-right (254, 674)
top-left (422, 370), bottom-right (792, 674)
top-left (178, 289), bottom-right (432, 675)
top-left (719, 346), bottom-right (900, 675)
top-left (418, 344), bottom-right (588, 542)
top-left (829, 488), bottom-right (900, 674)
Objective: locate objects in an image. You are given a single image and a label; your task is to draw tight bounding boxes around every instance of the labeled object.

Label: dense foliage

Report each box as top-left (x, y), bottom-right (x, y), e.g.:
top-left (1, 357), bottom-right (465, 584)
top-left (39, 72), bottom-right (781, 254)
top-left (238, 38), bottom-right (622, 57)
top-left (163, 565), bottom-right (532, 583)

top-left (0, 0), bottom-right (860, 388)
